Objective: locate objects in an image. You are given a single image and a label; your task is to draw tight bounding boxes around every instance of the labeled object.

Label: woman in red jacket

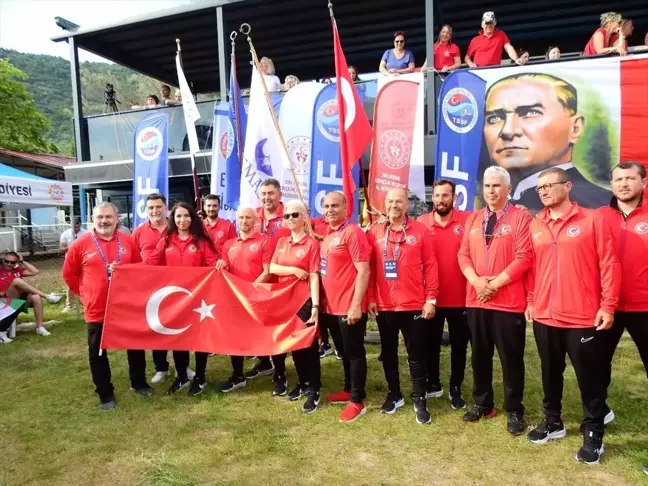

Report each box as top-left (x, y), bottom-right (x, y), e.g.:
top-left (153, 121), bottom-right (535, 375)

top-left (269, 200), bottom-right (321, 413)
top-left (147, 202), bottom-right (219, 396)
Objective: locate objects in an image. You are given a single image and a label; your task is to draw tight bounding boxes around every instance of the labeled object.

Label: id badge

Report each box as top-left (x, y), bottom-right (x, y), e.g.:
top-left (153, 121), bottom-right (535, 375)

top-left (384, 259), bottom-right (398, 280)
top-left (320, 257), bottom-right (328, 276)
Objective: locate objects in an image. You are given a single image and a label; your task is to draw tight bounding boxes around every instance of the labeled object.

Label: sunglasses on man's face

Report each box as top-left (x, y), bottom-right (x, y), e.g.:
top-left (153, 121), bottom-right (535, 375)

top-left (3, 260), bottom-right (18, 265)
top-left (283, 212), bottom-right (301, 220)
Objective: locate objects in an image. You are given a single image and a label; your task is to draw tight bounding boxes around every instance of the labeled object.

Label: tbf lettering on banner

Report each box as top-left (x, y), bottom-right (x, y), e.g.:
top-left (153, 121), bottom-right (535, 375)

top-left (434, 71), bottom-right (486, 211)
top-left (132, 112), bottom-right (169, 227)
top-left (309, 83), bottom-right (361, 221)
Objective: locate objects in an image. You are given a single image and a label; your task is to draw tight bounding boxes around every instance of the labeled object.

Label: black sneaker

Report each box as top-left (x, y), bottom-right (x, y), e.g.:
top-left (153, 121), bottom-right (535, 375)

top-left (130, 385), bottom-right (153, 397)
top-left (413, 397), bottom-right (431, 424)
top-left (273, 376), bottom-right (288, 396)
top-left (167, 377), bottom-right (190, 395)
top-left (507, 411), bottom-right (526, 436)
top-left (188, 377), bottom-right (207, 396)
top-left (244, 361), bottom-right (275, 379)
top-left (463, 405), bottom-right (496, 422)
top-left (220, 376), bottom-right (247, 393)
top-left (302, 392), bottom-right (320, 414)
top-left (576, 430), bottom-right (605, 465)
top-left (288, 383), bottom-right (306, 401)
top-left (318, 343), bottom-right (333, 359)
top-left (381, 393), bottom-right (405, 414)
top-left (425, 382), bottom-right (443, 399)
top-left (449, 386), bottom-right (466, 410)
top-left (527, 416), bottom-right (567, 444)
top-left (99, 396), bottom-right (116, 411)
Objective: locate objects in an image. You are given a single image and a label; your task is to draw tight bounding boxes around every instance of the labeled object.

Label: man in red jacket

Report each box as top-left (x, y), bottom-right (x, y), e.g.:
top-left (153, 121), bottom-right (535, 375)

top-left (598, 162), bottom-right (648, 415)
top-left (321, 191), bottom-right (371, 422)
top-left (526, 167), bottom-right (620, 465)
top-left (62, 202), bottom-right (148, 411)
top-left (418, 179), bottom-right (471, 410)
top-left (457, 166), bottom-right (532, 435)
top-left (367, 188), bottom-right (438, 424)
top-left (203, 194), bottom-right (237, 252)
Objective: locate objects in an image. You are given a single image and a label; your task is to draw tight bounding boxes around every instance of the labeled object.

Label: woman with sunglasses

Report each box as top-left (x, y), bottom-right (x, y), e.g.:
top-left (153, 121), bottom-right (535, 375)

top-left (147, 202), bottom-right (219, 396)
top-left (379, 31), bottom-right (415, 76)
top-left (269, 200), bottom-right (321, 413)
top-left (421, 25), bottom-right (461, 74)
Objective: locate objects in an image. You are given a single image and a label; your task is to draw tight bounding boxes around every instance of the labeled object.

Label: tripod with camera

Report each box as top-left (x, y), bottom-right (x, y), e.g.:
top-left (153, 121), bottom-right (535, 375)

top-left (104, 83), bottom-right (121, 113)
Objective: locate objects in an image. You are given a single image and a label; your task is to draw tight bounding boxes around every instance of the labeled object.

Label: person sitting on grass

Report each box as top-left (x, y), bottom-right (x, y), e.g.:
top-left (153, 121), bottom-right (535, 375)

top-left (0, 252), bottom-right (62, 336)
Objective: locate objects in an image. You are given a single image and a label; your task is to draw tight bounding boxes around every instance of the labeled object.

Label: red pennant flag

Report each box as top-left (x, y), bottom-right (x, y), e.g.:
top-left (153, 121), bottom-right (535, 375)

top-left (332, 18), bottom-right (373, 218)
top-left (101, 265), bottom-right (315, 356)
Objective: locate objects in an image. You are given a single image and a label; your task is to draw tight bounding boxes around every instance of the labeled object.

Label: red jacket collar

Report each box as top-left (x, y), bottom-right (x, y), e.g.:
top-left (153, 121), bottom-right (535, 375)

top-left (256, 202), bottom-right (284, 221)
top-left (536, 202), bottom-right (581, 223)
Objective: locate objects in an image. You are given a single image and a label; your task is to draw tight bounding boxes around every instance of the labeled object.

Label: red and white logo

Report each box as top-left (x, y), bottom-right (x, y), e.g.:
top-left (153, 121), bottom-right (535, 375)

top-left (566, 225), bottom-right (581, 237)
top-left (286, 136), bottom-right (311, 176)
top-left (379, 129), bottom-right (411, 170)
top-left (217, 231), bottom-right (224, 239)
top-left (330, 237), bottom-right (341, 248)
top-left (188, 244), bottom-right (198, 252)
top-left (48, 183), bottom-right (65, 202)
top-left (249, 243), bottom-right (259, 252)
top-left (296, 249), bottom-right (306, 259)
top-left (499, 224), bottom-right (512, 236)
top-left (453, 225), bottom-right (464, 235)
top-left (635, 222), bottom-right (648, 235)
top-left (406, 235), bottom-right (416, 245)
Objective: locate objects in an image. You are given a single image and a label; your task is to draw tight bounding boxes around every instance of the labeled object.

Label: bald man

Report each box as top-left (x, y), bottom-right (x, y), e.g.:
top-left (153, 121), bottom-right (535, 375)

top-left (320, 191), bottom-right (372, 422)
top-left (217, 206), bottom-right (273, 392)
top-left (366, 188), bottom-right (439, 424)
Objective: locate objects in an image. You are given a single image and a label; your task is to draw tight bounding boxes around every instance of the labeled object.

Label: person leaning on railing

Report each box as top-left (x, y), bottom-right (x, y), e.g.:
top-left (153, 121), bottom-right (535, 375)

top-left (379, 31), bottom-right (416, 75)
top-left (465, 11), bottom-right (526, 68)
top-left (582, 12), bottom-right (625, 56)
top-left (420, 24), bottom-right (461, 74)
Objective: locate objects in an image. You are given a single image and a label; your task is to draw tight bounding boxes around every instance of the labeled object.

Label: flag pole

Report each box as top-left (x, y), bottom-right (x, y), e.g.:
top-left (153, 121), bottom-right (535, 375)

top-left (327, 2), bottom-right (374, 224)
top-left (230, 31), bottom-right (244, 168)
top-left (176, 38), bottom-right (202, 211)
top-left (239, 23), bottom-right (311, 218)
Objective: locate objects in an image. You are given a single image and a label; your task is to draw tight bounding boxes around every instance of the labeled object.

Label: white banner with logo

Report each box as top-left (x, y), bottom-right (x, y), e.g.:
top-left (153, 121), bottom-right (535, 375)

top-left (210, 101), bottom-right (237, 223)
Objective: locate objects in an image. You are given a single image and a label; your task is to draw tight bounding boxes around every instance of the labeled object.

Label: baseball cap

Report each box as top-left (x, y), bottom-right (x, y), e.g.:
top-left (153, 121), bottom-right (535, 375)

top-left (482, 11), bottom-right (496, 23)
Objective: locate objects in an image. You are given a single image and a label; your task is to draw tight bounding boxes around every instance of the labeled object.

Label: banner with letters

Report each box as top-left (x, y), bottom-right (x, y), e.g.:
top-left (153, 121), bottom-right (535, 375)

top-left (309, 83), bottom-right (361, 221)
top-left (132, 112), bottom-right (169, 227)
top-left (210, 102), bottom-right (237, 223)
top-left (435, 54), bottom-right (648, 212)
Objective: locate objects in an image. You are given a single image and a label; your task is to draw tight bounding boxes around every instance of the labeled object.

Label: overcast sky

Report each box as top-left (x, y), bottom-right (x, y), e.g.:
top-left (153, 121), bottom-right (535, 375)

top-left (0, 0), bottom-right (192, 62)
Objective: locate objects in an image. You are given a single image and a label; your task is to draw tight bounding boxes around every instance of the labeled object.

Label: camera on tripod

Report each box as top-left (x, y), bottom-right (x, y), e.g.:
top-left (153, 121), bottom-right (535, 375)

top-left (104, 83), bottom-right (120, 112)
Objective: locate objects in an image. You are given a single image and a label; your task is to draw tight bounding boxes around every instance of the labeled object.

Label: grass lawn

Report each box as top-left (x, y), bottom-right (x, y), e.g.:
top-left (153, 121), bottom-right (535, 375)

top-left (1, 260), bottom-right (646, 485)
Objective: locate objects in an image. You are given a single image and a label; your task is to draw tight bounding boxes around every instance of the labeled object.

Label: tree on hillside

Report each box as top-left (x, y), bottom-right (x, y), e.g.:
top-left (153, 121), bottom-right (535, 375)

top-left (0, 59), bottom-right (58, 153)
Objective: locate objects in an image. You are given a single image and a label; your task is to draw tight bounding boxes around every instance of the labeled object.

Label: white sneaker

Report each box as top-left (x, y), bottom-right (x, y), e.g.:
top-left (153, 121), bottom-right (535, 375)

top-left (186, 368), bottom-right (196, 380)
top-left (0, 331), bottom-right (13, 344)
top-left (151, 371), bottom-right (169, 384)
top-left (604, 409), bottom-right (615, 425)
top-left (36, 327), bottom-right (52, 336)
top-left (46, 294), bottom-right (62, 304)
top-left (61, 306), bottom-right (73, 313)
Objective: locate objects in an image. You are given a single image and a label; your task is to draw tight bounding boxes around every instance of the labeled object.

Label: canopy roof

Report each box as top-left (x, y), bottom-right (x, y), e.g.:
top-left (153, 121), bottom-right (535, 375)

top-left (0, 163), bottom-right (73, 209)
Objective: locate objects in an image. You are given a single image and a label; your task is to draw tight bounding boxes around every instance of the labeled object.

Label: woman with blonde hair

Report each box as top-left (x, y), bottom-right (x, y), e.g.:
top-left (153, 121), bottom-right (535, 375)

top-left (259, 56), bottom-right (281, 92)
top-left (583, 12), bottom-right (624, 56)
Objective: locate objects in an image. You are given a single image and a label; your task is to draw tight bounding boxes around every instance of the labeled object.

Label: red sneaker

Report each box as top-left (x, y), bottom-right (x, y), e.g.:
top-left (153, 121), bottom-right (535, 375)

top-left (326, 390), bottom-right (351, 403)
top-left (340, 402), bottom-right (366, 422)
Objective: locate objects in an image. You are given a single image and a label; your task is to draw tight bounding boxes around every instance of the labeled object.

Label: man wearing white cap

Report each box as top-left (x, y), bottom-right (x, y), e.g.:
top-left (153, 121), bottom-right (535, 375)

top-left (465, 12), bottom-right (526, 68)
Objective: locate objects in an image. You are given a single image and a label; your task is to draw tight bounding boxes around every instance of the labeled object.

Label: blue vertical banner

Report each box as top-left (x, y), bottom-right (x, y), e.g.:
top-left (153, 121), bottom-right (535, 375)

top-left (309, 83), bottom-right (361, 221)
top-left (224, 55), bottom-right (248, 210)
top-left (434, 71), bottom-right (486, 210)
top-left (132, 112), bottom-right (169, 228)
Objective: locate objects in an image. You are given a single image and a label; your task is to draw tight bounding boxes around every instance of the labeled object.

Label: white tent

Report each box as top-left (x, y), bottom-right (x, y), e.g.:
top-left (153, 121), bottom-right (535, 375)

top-left (0, 162), bottom-right (72, 209)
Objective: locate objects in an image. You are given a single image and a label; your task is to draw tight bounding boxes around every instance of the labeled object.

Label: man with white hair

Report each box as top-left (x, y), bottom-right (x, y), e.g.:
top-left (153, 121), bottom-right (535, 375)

top-left (62, 202), bottom-right (150, 411)
top-left (457, 166), bottom-right (533, 435)
top-left (216, 206), bottom-right (273, 393)
top-left (465, 11), bottom-right (524, 68)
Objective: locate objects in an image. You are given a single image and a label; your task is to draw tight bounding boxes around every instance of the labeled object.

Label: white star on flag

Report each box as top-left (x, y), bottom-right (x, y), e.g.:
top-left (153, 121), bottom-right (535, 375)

top-left (193, 300), bottom-right (215, 322)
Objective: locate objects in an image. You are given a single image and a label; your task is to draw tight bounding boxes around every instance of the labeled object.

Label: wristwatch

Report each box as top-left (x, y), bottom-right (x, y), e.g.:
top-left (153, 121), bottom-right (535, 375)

top-left (425, 300), bottom-right (437, 306)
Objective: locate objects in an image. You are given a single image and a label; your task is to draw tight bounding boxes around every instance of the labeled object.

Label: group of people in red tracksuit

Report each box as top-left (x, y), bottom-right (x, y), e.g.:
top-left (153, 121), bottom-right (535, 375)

top-left (61, 163), bottom-right (647, 470)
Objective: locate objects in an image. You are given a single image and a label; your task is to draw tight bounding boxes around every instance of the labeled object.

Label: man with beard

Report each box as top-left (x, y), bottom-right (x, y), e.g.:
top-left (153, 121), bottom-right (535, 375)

top-left (244, 178), bottom-right (291, 381)
top-left (133, 194), bottom-right (194, 384)
top-left (598, 162), bottom-right (648, 428)
top-left (457, 166), bottom-right (532, 436)
top-left (203, 194), bottom-right (236, 252)
top-left (526, 167), bottom-right (619, 465)
top-left (62, 203), bottom-right (150, 410)
top-left (418, 180), bottom-right (471, 410)
top-left (367, 188), bottom-right (438, 424)
top-left (320, 191), bottom-right (371, 422)
top-left (216, 206), bottom-right (273, 393)
top-left (483, 73), bottom-right (611, 211)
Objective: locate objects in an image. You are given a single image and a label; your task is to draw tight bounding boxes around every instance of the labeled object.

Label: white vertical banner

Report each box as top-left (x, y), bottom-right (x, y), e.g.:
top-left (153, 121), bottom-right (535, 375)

top-left (278, 82), bottom-right (325, 204)
top-left (176, 53), bottom-right (200, 155)
top-left (210, 101), bottom-right (237, 223)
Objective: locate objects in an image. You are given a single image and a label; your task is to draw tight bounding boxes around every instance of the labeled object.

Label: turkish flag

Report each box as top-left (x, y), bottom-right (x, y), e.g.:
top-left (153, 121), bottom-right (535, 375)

top-left (101, 265), bottom-right (316, 355)
top-left (332, 17), bottom-right (372, 219)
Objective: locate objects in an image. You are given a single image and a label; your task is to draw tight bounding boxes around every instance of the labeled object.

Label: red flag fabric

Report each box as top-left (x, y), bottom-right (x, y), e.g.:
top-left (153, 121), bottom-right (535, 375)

top-left (332, 18), bottom-right (373, 218)
top-left (101, 265), bottom-right (315, 355)
top-left (367, 80), bottom-right (419, 213)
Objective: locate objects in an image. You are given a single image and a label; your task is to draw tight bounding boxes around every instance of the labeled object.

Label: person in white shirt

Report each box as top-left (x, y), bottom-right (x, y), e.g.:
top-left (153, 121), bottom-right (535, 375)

top-left (259, 57), bottom-right (281, 92)
top-left (59, 218), bottom-right (88, 313)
